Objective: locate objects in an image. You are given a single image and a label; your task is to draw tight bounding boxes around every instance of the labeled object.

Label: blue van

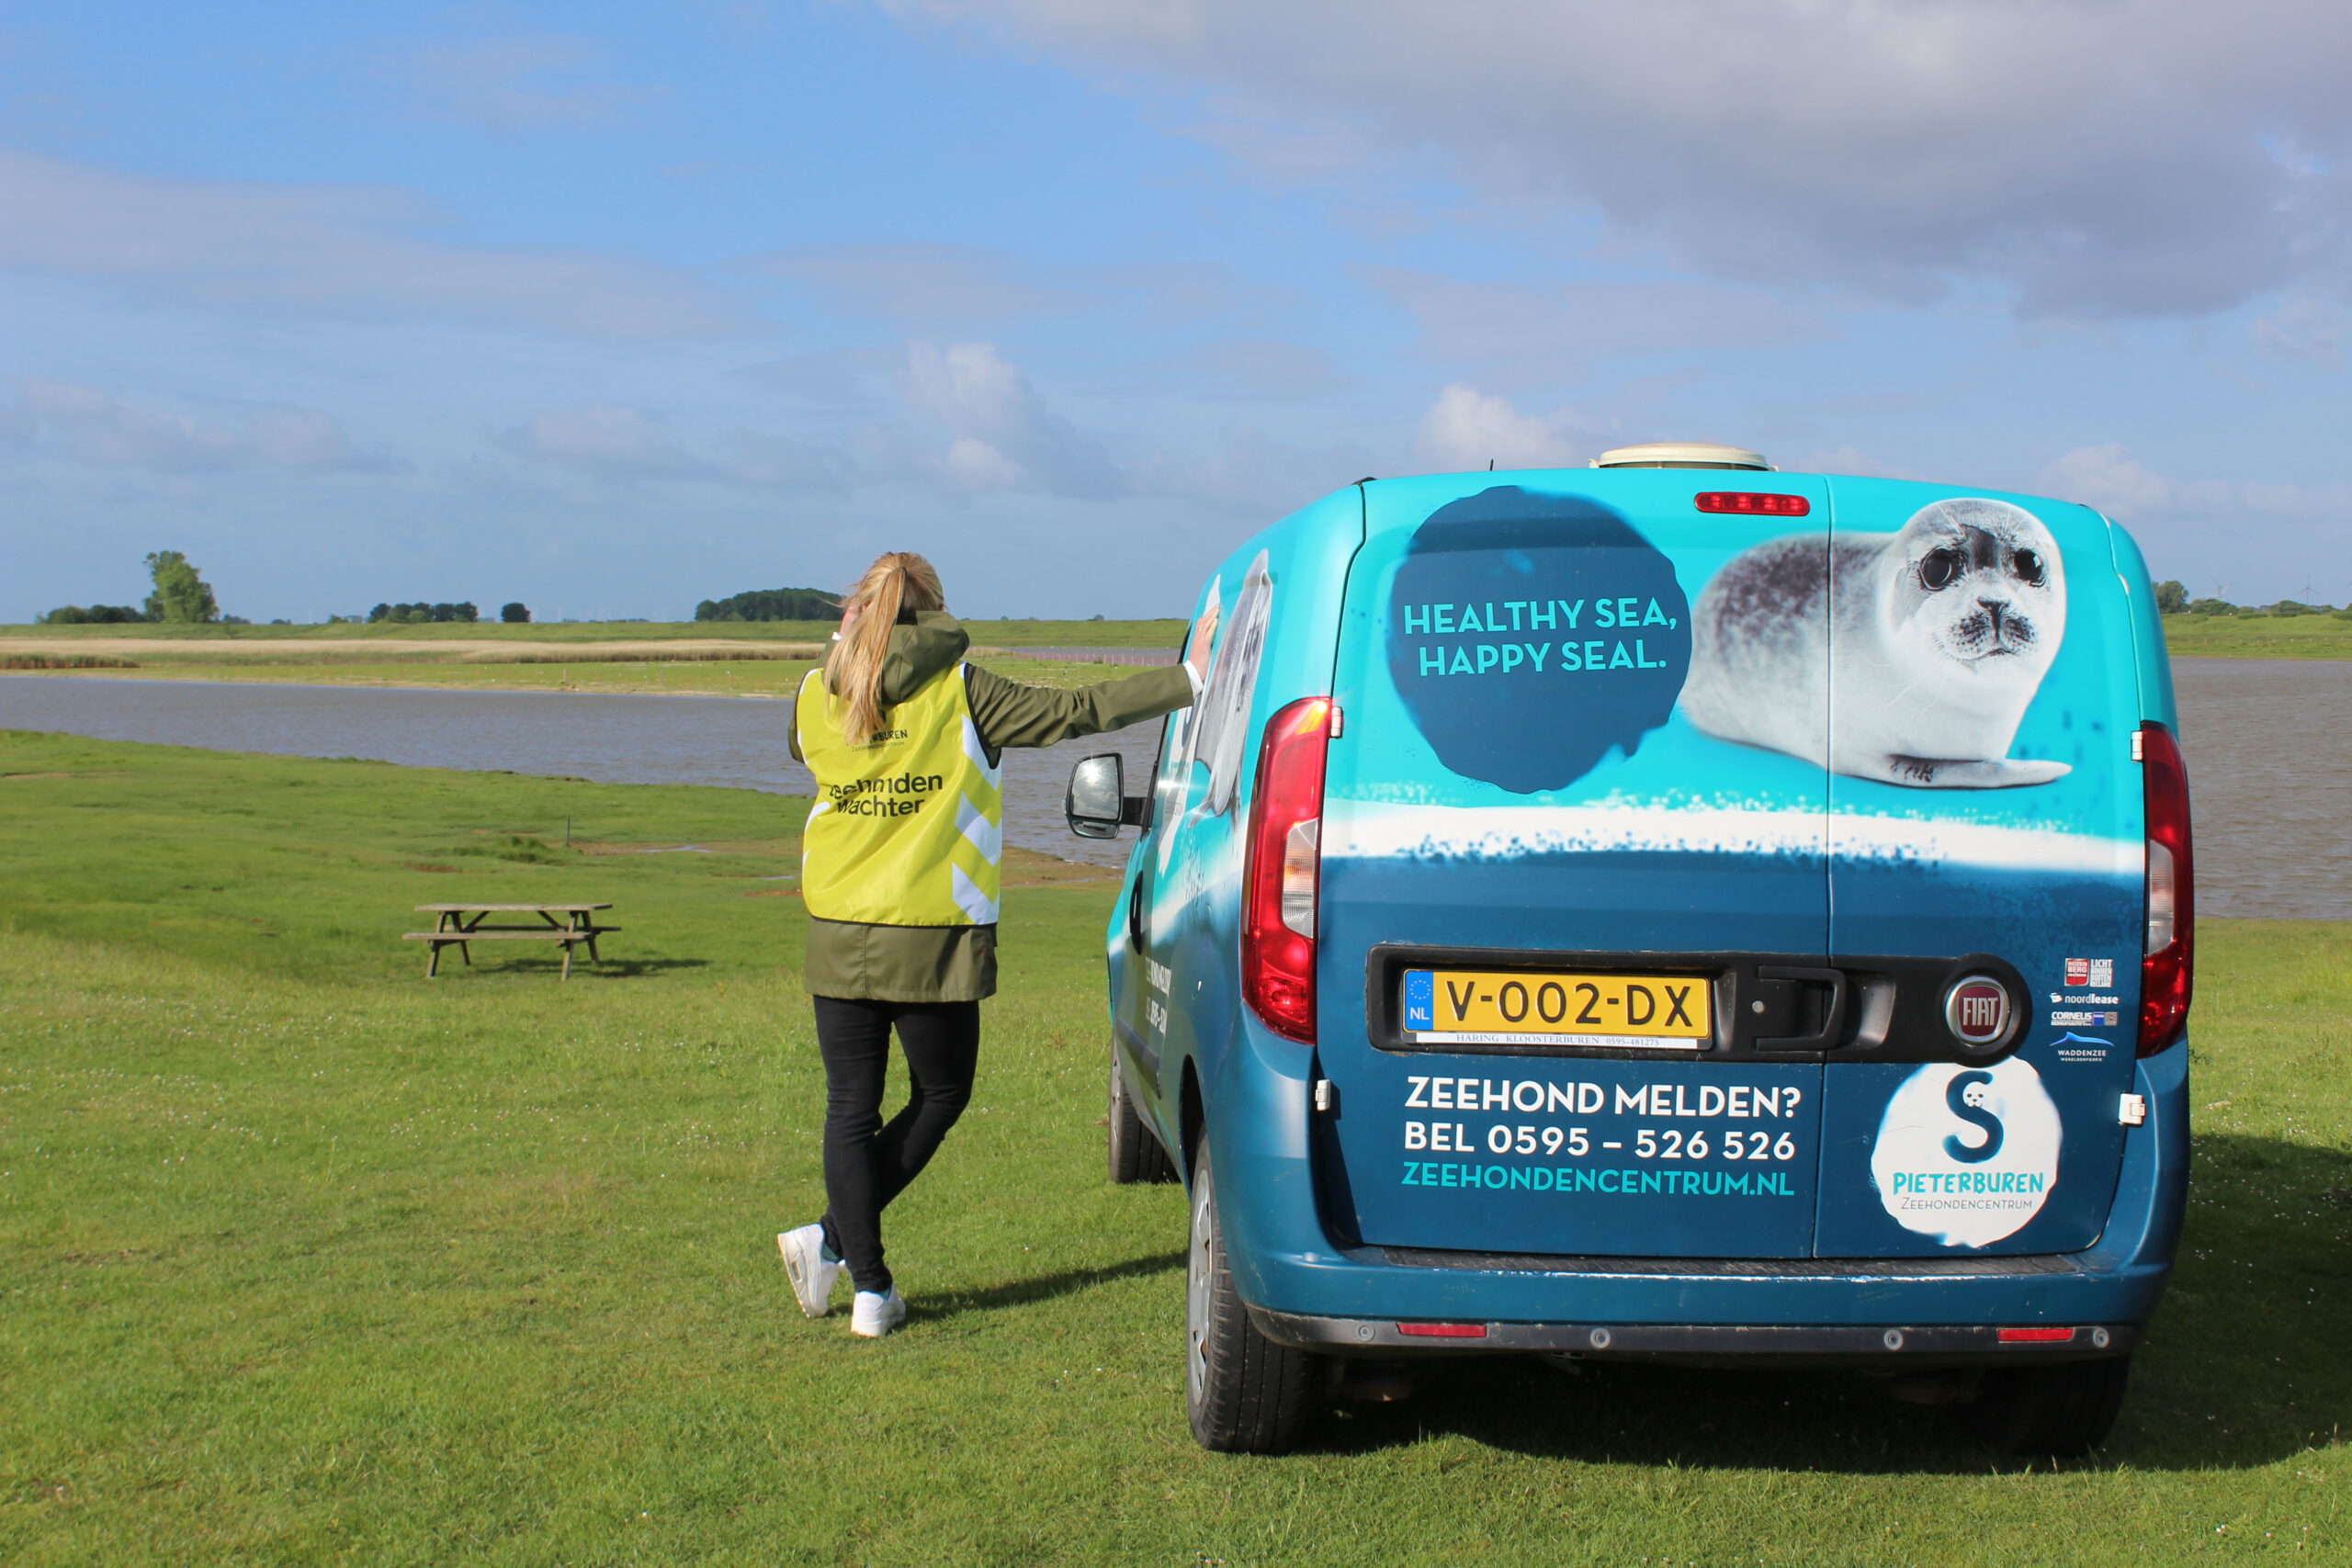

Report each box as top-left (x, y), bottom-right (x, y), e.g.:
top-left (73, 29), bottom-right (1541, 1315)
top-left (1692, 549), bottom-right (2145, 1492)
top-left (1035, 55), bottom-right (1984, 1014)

top-left (1064, 445), bottom-right (2192, 1456)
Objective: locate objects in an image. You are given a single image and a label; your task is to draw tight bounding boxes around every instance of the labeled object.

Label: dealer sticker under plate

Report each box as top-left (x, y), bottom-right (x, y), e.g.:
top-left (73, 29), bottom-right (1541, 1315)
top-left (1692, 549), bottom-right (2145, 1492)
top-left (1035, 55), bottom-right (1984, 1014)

top-left (1403, 968), bottom-right (1712, 1048)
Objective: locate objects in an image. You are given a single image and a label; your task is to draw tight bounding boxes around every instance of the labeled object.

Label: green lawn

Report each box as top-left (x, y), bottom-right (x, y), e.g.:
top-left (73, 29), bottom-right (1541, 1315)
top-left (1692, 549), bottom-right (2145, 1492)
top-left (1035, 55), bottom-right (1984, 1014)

top-left (2160, 615), bottom-right (2352, 660)
top-left (1, 733), bottom-right (2345, 1565)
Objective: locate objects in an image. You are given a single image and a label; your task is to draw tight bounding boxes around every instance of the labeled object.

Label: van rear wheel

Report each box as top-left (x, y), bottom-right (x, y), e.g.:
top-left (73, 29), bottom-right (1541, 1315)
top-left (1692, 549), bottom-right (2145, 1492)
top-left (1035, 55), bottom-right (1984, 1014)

top-left (1185, 1142), bottom-right (1313, 1453)
top-left (1108, 1051), bottom-right (1177, 1184)
top-left (1956, 1355), bottom-right (2132, 1456)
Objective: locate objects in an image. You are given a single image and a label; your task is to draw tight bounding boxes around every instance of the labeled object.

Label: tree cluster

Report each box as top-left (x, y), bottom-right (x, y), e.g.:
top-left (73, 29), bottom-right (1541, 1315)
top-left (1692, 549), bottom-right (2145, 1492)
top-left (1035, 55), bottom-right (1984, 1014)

top-left (368, 602), bottom-right (480, 624)
top-left (2157, 581), bottom-right (2346, 618)
top-left (694, 587), bottom-right (841, 623)
top-left (40, 550), bottom-right (223, 625)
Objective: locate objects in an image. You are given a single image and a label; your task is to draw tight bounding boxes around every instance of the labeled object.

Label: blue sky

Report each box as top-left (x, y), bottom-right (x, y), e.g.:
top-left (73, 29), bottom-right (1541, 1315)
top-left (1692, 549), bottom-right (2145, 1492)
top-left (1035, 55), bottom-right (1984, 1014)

top-left (5, 1), bottom-right (2349, 621)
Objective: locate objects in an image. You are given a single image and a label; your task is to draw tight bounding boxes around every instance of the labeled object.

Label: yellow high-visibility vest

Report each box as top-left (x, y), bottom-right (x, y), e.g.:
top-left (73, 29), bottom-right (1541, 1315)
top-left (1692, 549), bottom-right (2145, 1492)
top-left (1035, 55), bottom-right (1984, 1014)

top-left (795, 664), bottom-right (1003, 925)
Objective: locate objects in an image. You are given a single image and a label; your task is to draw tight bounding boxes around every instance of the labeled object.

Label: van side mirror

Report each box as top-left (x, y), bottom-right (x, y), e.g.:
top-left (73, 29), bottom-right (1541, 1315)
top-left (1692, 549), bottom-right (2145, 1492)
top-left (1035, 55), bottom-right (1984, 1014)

top-left (1066, 753), bottom-right (1146, 839)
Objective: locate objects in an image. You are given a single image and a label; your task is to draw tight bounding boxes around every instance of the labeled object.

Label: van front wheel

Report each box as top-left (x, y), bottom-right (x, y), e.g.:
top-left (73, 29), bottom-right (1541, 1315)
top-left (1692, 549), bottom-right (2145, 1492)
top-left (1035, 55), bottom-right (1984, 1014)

top-left (1956, 1354), bottom-right (2132, 1456)
top-left (1108, 1051), bottom-right (1177, 1185)
top-left (1185, 1142), bottom-right (1312, 1453)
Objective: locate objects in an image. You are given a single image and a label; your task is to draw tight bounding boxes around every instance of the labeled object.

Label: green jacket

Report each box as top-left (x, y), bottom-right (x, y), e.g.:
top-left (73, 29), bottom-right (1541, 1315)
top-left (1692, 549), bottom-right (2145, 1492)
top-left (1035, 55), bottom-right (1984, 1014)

top-left (788, 612), bottom-right (1193, 1001)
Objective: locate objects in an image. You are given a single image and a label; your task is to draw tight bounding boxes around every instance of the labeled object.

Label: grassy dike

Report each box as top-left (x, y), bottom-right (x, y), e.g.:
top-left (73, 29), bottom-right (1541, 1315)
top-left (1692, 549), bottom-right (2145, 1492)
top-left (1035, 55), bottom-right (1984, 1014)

top-left (2, 732), bottom-right (2346, 1565)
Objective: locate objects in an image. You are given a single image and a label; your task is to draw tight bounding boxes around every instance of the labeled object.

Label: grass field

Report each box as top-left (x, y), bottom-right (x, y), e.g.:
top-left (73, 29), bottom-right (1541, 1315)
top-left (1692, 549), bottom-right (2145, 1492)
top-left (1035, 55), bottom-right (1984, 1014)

top-left (2, 732), bottom-right (2346, 1565)
top-left (2155, 615), bottom-right (2352, 661)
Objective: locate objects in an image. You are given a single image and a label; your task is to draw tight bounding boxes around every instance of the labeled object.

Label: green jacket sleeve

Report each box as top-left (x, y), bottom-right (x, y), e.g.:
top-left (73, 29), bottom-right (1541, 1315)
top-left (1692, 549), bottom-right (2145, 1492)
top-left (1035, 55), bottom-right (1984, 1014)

top-left (963, 661), bottom-right (1195, 755)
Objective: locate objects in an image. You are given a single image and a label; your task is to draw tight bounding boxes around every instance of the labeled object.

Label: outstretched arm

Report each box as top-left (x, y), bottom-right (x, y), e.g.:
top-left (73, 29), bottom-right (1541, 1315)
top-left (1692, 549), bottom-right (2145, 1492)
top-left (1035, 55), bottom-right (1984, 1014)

top-left (967, 599), bottom-right (1220, 752)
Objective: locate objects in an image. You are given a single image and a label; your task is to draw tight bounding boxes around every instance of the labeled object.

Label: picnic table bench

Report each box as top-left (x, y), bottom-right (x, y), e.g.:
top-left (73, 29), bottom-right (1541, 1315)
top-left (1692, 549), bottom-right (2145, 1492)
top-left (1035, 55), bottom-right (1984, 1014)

top-left (404, 903), bottom-right (616, 979)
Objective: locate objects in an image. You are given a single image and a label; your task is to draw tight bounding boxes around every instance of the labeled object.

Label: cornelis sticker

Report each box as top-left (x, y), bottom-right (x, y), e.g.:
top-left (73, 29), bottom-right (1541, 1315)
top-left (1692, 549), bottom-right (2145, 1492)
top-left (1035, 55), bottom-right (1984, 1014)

top-left (1870, 1057), bottom-right (2062, 1247)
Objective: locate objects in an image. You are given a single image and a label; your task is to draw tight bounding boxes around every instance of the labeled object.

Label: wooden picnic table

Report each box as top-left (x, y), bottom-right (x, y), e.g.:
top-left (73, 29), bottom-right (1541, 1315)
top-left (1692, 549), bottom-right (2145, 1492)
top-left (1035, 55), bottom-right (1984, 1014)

top-left (404, 903), bottom-right (616, 980)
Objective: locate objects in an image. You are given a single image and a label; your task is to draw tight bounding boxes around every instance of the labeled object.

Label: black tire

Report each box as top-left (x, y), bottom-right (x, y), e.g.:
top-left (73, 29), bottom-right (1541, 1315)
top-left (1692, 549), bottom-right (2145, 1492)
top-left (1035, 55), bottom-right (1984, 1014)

top-left (1108, 1050), bottom-right (1177, 1185)
top-left (1955, 1355), bottom-right (2132, 1456)
top-left (1185, 1141), bottom-right (1313, 1453)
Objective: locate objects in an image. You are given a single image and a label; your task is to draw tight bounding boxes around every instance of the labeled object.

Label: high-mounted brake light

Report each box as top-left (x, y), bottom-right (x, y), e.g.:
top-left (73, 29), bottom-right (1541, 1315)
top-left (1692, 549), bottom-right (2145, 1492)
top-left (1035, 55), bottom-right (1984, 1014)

top-left (1695, 491), bottom-right (1810, 516)
top-left (2139, 722), bottom-right (2193, 1056)
top-left (1242, 697), bottom-right (1331, 1043)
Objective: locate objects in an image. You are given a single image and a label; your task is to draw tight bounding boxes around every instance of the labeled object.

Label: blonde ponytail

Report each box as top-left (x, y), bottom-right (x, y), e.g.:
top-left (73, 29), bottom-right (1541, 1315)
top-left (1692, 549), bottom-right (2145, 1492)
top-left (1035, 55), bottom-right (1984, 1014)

top-left (826, 551), bottom-right (945, 747)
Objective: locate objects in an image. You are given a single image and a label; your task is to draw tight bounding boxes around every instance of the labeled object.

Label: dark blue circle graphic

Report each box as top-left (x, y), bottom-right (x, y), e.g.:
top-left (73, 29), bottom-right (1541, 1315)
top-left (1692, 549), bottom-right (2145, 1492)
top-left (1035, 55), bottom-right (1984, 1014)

top-left (1386, 487), bottom-right (1690, 793)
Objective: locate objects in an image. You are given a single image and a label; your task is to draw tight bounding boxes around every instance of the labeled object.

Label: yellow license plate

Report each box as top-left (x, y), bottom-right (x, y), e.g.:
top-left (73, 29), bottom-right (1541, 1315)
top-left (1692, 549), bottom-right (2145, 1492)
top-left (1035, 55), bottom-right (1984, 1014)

top-left (1402, 968), bottom-right (1711, 1048)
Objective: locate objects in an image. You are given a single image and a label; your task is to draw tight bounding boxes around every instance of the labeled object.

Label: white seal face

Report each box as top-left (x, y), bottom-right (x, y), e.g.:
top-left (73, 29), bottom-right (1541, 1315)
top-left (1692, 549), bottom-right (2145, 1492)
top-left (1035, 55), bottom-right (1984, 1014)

top-left (1869, 1057), bottom-right (2063, 1247)
top-left (1680, 497), bottom-right (2071, 788)
top-left (1877, 497), bottom-right (2064, 689)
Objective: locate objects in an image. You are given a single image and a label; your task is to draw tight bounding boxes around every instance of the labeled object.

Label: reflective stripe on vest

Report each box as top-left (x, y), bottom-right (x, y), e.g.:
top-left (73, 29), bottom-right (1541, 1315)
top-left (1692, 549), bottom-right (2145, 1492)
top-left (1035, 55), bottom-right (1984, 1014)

top-left (795, 663), bottom-right (1003, 926)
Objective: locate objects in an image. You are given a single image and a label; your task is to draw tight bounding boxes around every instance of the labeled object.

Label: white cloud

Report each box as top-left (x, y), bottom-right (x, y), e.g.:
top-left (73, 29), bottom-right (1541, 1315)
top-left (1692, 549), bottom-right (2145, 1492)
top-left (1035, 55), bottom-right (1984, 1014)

top-left (1798, 445), bottom-right (1930, 482)
top-left (394, 34), bottom-right (662, 135)
top-left (1165, 337), bottom-right (1348, 399)
top-left (755, 244), bottom-right (1077, 331)
top-left (2042, 444), bottom-right (2352, 526)
top-left (503, 404), bottom-right (851, 491)
top-left (0, 149), bottom-right (752, 339)
top-left (752, 243), bottom-right (1275, 334)
top-left (887, 0), bottom-right (2352, 318)
top-left (1131, 425), bottom-right (1374, 515)
top-left (903, 342), bottom-right (1123, 498)
top-left (1363, 269), bottom-right (1825, 386)
top-left (716, 428), bottom-right (853, 491)
top-left (1416, 383), bottom-right (1587, 471)
top-left (504, 404), bottom-right (702, 479)
top-left (2250, 299), bottom-right (2349, 367)
top-left (2043, 445), bottom-right (2177, 518)
top-left (944, 435), bottom-right (1025, 490)
top-left (9, 379), bottom-right (392, 473)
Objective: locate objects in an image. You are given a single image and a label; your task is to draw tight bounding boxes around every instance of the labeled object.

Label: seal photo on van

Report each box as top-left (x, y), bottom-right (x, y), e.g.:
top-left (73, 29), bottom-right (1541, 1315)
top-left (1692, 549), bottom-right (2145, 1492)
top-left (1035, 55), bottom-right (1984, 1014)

top-left (1069, 444), bottom-right (2191, 1459)
top-left (1683, 496), bottom-right (2071, 788)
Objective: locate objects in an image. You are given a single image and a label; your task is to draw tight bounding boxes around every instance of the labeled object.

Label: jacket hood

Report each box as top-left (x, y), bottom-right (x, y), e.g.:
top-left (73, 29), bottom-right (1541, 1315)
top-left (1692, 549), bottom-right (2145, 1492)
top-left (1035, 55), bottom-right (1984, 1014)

top-left (824, 610), bottom-right (969, 705)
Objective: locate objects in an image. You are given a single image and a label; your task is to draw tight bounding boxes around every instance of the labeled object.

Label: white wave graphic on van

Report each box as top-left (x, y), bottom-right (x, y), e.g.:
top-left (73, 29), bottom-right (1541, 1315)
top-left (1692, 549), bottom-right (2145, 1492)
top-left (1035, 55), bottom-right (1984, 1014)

top-left (1325, 799), bottom-right (2139, 875)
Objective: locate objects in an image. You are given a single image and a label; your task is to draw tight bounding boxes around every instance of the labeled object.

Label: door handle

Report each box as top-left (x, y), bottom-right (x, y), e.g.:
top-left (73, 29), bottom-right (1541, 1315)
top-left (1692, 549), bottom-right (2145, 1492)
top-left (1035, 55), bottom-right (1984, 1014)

top-left (1127, 869), bottom-right (1149, 952)
top-left (1752, 964), bottom-right (1849, 1052)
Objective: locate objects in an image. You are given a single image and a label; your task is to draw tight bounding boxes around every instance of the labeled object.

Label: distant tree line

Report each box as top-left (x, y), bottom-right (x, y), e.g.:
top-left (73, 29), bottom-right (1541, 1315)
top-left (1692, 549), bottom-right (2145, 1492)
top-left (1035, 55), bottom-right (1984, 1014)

top-left (2154, 580), bottom-right (2347, 617)
top-left (41, 551), bottom-right (224, 625)
top-left (695, 586), bottom-right (841, 622)
top-left (368, 602), bottom-right (481, 624)
top-left (37, 553), bottom-right (539, 626)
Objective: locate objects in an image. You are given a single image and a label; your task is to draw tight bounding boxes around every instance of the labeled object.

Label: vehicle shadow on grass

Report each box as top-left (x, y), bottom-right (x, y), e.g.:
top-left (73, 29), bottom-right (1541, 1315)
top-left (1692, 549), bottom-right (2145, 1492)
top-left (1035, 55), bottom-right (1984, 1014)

top-left (915, 1249), bottom-right (1188, 1323)
top-left (1303, 1133), bottom-right (2351, 1473)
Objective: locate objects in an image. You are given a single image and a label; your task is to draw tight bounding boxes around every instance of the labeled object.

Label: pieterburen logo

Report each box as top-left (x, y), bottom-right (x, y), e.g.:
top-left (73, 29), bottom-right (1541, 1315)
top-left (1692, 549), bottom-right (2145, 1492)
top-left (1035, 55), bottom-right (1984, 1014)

top-left (1869, 1058), bottom-right (2062, 1247)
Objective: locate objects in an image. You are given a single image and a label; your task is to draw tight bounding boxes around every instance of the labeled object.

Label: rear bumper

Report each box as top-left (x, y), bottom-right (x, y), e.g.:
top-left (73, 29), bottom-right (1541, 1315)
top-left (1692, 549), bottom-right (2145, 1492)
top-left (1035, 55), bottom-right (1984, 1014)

top-left (1207, 1025), bottom-right (2189, 1345)
top-left (1251, 1309), bottom-right (2134, 1364)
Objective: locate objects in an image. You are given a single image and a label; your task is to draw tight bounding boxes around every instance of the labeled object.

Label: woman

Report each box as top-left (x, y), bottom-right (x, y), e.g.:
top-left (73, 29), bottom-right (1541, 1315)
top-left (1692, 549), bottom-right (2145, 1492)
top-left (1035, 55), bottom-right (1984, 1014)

top-left (778, 551), bottom-right (1217, 1337)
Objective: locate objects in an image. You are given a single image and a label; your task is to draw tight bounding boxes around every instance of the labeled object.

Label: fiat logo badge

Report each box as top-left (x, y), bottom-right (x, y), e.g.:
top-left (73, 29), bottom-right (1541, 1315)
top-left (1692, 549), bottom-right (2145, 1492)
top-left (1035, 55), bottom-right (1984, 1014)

top-left (1944, 976), bottom-right (2014, 1050)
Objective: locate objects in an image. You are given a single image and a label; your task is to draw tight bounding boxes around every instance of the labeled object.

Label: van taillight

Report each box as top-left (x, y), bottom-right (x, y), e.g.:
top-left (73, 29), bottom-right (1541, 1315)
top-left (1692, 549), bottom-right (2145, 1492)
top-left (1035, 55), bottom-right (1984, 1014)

top-left (2139, 722), bottom-right (2193, 1056)
top-left (1243, 697), bottom-right (1331, 1043)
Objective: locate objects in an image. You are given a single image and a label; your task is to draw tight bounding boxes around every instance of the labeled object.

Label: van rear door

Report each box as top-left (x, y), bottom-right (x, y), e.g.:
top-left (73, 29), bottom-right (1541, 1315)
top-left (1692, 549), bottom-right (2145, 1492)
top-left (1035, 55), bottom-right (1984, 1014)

top-left (1316, 474), bottom-right (1834, 1259)
top-left (1813, 480), bottom-right (2144, 1258)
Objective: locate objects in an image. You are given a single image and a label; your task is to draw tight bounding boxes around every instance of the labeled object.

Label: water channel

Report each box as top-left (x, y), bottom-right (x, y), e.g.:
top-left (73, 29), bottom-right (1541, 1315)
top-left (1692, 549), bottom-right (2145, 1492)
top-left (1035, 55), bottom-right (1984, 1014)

top-left (0, 659), bottom-right (2338, 917)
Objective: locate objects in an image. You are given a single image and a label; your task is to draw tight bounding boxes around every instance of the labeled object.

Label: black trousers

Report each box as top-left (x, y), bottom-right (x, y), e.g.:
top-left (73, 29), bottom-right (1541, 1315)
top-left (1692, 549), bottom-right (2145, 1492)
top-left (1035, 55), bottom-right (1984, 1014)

top-left (813, 995), bottom-right (981, 1296)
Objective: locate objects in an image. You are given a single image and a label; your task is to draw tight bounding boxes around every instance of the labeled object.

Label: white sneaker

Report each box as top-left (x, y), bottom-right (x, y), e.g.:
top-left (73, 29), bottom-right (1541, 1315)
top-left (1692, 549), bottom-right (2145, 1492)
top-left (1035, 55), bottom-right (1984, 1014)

top-left (778, 1224), bottom-right (842, 1319)
top-left (851, 1288), bottom-right (907, 1338)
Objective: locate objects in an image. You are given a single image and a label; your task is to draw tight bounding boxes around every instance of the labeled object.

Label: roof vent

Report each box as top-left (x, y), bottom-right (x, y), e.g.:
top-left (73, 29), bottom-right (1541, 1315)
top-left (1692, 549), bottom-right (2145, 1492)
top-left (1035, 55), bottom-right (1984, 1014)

top-left (1591, 441), bottom-right (1772, 471)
